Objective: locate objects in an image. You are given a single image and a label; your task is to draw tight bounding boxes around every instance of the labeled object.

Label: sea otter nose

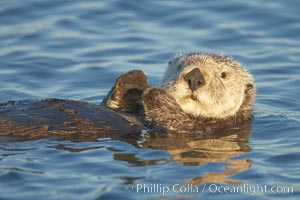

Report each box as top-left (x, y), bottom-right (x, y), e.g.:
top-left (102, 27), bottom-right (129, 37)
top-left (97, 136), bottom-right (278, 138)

top-left (184, 68), bottom-right (205, 92)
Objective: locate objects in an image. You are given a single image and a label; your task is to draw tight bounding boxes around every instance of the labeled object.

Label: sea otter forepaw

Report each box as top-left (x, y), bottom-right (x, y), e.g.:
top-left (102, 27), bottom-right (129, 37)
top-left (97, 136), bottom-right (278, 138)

top-left (142, 87), bottom-right (169, 110)
top-left (142, 87), bottom-right (192, 131)
top-left (102, 70), bottom-right (149, 113)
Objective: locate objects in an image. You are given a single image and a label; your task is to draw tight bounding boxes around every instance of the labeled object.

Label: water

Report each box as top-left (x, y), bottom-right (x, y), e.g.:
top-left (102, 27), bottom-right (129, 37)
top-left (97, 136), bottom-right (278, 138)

top-left (0, 0), bottom-right (299, 199)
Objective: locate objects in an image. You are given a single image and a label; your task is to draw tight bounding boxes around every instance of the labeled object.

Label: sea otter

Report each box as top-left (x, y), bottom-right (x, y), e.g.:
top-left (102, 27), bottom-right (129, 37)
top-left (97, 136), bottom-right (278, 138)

top-left (0, 53), bottom-right (255, 138)
top-left (142, 53), bottom-right (255, 132)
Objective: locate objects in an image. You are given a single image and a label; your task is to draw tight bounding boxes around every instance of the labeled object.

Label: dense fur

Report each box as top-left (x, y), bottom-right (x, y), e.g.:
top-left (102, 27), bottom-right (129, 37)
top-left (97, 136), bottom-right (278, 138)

top-left (142, 53), bottom-right (255, 132)
top-left (161, 53), bottom-right (255, 119)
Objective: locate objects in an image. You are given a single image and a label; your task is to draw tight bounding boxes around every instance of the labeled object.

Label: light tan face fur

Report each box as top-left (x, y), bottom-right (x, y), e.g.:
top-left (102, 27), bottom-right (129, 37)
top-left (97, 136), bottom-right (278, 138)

top-left (161, 53), bottom-right (254, 119)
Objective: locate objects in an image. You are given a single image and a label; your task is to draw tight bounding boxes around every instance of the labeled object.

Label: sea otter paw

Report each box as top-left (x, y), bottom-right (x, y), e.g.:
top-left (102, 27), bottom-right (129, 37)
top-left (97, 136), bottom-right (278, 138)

top-left (142, 87), bottom-right (169, 110)
top-left (142, 87), bottom-right (190, 130)
top-left (102, 70), bottom-right (148, 113)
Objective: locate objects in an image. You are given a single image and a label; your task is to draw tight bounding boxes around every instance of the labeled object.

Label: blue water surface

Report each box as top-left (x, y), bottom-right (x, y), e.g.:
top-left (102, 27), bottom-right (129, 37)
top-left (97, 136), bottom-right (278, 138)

top-left (0, 0), bottom-right (299, 199)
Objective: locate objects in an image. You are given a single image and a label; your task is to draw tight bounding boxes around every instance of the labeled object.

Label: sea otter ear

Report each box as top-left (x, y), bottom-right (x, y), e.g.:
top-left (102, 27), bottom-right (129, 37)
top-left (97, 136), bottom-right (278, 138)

top-left (245, 83), bottom-right (254, 93)
top-left (101, 70), bottom-right (148, 113)
top-left (142, 87), bottom-right (194, 131)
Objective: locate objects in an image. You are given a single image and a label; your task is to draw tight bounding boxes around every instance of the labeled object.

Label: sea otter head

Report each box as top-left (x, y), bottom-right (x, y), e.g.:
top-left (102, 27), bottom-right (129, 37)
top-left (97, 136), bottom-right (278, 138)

top-left (161, 53), bottom-right (255, 119)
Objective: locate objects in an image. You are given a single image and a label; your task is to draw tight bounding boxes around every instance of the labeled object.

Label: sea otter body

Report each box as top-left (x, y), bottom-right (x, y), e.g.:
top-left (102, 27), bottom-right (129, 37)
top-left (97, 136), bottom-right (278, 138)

top-left (0, 53), bottom-right (255, 138)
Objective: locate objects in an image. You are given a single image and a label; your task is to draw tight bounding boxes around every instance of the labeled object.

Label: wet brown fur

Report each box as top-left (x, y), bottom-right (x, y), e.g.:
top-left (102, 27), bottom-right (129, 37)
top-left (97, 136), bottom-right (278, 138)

top-left (0, 53), bottom-right (255, 138)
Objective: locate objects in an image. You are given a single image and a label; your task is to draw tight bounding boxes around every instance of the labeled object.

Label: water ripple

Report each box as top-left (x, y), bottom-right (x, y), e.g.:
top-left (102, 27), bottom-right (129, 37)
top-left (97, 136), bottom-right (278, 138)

top-left (0, 0), bottom-right (299, 199)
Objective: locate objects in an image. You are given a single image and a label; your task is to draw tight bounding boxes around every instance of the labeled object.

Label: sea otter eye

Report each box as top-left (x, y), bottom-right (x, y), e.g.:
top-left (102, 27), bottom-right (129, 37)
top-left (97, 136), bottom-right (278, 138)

top-left (221, 72), bottom-right (226, 79)
top-left (168, 60), bottom-right (172, 65)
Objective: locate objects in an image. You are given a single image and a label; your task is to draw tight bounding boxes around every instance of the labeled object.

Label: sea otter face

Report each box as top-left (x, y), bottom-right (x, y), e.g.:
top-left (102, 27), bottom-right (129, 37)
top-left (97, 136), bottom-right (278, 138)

top-left (161, 53), bottom-right (255, 119)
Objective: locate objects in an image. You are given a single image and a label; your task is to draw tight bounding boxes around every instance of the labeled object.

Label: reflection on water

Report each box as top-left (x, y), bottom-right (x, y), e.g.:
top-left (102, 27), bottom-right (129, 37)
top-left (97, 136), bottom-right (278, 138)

top-left (141, 125), bottom-right (252, 185)
top-left (47, 125), bottom-right (252, 185)
top-left (1, 0), bottom-right (300, 199)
